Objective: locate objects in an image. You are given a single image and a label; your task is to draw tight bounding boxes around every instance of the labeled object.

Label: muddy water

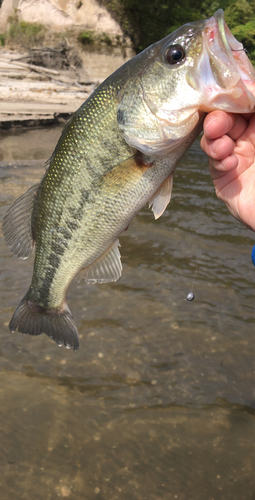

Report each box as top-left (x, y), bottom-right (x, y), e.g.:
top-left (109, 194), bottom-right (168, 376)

top-left (0, 126), bottom-right (254, 500)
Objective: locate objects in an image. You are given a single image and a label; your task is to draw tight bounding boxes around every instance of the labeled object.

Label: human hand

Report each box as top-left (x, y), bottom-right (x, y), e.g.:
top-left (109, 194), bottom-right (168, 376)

top-left (200, 83), bottom-right (255, 232)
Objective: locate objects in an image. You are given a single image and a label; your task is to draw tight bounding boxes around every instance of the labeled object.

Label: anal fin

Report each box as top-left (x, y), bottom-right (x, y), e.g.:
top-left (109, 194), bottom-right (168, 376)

top-left (77, 239), bottom-right (122, 284)
top-left (148, 174), bottom-right (173, 219)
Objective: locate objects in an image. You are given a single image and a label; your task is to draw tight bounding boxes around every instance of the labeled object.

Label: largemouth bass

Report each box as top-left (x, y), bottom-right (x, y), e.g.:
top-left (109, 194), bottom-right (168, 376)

top-left (3, 10), bottom-right (255, 350)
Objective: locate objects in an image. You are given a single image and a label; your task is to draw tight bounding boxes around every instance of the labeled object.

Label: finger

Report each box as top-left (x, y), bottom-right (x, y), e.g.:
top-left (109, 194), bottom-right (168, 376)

top-left (240, 112), bottom-right (253, 120)
top-left (201, 134), bottom-right (235, 160)
top-left (203, 111), bottom-right (237, 140)
top-left (241, 113), bottom-right (255, 147)
top-left (208, 154), bottom-right (238, 180)
top-left (227, 114), bottom-right (249, 140)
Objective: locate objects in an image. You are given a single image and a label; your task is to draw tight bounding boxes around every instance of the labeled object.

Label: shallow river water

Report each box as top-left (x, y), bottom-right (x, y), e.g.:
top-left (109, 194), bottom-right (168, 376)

top-left (0, 126), bottom-right (254, 500)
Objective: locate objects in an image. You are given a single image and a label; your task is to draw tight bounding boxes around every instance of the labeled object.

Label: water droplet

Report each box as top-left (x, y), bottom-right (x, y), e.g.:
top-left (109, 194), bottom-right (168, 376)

top-left (186, 292), bottom-right (195, 301)
top-left (65, 344), bottom-right (71, 350)
top-left (58, 342), bottom-right (63, 347)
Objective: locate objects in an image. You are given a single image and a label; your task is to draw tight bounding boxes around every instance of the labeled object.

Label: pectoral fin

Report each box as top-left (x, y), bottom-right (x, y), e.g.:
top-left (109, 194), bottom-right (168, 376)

top-left (77, 239), bottom-right (122, 284)
top-left (3, 183), bottom-right (39, 259)
top-left (148, 174), bottom-right (173, 219)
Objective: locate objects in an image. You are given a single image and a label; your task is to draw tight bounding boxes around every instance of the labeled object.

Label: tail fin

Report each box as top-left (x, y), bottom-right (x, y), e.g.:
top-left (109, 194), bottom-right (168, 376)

top-left (9, 294), bottom-right (79, 350)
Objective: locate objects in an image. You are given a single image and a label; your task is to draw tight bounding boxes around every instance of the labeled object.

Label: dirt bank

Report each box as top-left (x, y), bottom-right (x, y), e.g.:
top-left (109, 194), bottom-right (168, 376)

top-left (0, 0), bottom-right (123, 35)
top-left (0, 46), bottom-right (132, 128)
top-left (0, 48), bottom-right (91, 127)
top-left (0, 0), bottom-right (133, 127)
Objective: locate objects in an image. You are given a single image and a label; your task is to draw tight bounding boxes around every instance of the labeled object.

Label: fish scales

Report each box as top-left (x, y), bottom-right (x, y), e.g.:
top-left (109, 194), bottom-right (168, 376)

top-left (30, 69), bottom-right (198, 312)
top-left (30, 83), bottom-right (128, 300)
top-left (3, 9), bottom-right (255, 349)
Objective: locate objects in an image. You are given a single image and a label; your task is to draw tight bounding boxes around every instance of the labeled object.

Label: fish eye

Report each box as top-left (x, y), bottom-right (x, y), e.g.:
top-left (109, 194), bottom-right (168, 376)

top-left (165, 44), bottom-right (185, 65)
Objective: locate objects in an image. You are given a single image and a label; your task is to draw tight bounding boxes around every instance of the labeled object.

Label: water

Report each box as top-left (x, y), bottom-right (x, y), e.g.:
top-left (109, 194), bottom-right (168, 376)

top-left (0, 126), bottom-right (254, 499)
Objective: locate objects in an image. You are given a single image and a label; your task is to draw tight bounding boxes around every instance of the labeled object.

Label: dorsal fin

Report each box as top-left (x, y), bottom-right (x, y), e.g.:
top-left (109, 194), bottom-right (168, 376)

top-left (2, 183), bottom-right (39, 259)
top-left (77, 239), bottom-right (122, 284)
top-left (148, 174), bottom-right (173, 219)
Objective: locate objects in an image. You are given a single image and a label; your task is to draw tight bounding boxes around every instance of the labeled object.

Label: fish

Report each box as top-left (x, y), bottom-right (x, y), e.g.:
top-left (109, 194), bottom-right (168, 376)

top-left (3, 9), bottom-right (255, 350)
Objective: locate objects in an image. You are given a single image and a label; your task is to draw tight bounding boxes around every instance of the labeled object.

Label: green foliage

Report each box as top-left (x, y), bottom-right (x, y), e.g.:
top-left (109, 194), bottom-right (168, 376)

top-left (6, 15), bottom-right (45, 46)
top-left (0, 33), bottom-right (5, 46)
top-left (78, 31), bottom-right (112, 46)
top-left (78, 30), bottom-right (94, 45)
top-left (100, 0), bottom-right (255, 60)
top-left (78, 30), bottom-right (117, 51)
top-left (200, 0), bottom-right (229, 18)
top-left (102, 0), bottom-right (201, 51)
top-left (97, 32), bottom-right (112, 46)
top-left (232, 20), bottom-right (255, 64)
top-left (224, 0), bottom-right (253, 28)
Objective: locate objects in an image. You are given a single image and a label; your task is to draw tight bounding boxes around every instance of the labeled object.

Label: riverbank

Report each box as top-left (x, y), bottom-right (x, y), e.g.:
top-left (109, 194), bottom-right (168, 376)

top-left (0, 47), bottom-right (132, 128)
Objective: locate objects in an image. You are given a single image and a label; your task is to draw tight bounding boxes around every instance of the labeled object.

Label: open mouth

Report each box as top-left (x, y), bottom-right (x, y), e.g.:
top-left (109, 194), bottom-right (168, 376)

top-left (205, 9), bottom-right (255, 85)
top-left (193, 9), bottom-right (255, 112)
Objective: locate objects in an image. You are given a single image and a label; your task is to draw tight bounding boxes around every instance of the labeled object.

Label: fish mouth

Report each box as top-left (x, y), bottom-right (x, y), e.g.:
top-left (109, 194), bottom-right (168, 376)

top-left (195, 9), bottom-right (255, 112)
top-left (208, 10), bottom-right (254, 83)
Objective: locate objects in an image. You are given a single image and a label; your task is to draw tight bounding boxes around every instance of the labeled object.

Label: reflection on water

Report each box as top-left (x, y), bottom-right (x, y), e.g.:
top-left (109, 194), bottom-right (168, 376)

top-left (0, 126), bottom-right (254, 499)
